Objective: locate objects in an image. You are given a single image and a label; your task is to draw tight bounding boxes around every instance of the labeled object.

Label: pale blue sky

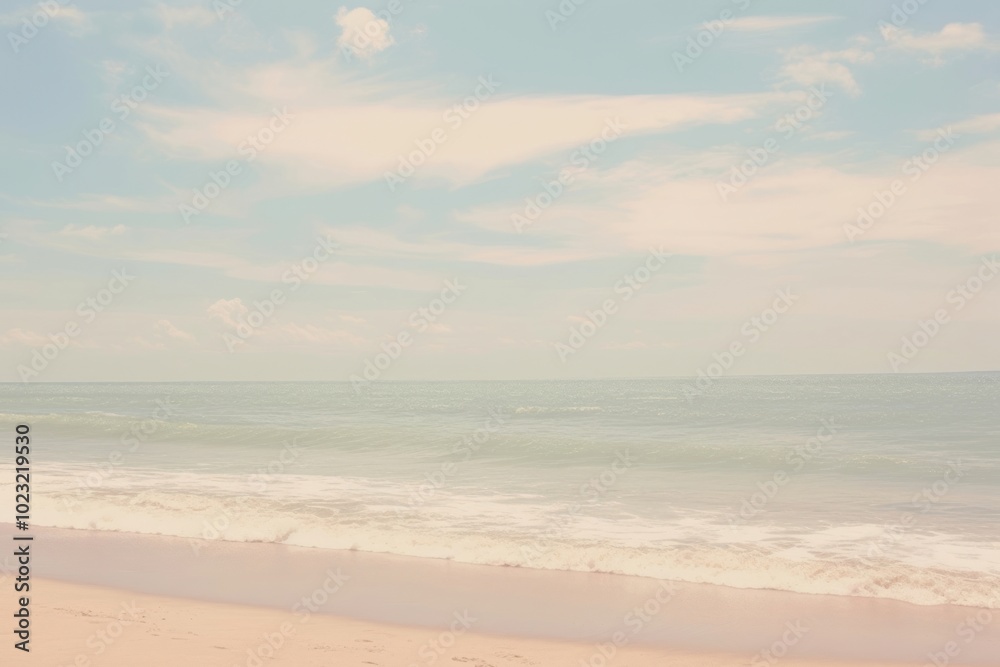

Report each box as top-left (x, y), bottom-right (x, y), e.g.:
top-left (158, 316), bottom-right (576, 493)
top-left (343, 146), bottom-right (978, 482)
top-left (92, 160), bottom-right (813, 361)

top-left (1, 0), bottom-right (998, 381)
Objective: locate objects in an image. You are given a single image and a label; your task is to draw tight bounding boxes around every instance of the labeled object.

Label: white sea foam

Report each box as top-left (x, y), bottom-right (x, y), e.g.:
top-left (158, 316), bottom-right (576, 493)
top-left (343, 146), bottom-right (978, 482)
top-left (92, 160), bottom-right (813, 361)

top-left (20, 465), bottom-right (1000, 610)
top-left (5, 375), bottom-right (1000, 611)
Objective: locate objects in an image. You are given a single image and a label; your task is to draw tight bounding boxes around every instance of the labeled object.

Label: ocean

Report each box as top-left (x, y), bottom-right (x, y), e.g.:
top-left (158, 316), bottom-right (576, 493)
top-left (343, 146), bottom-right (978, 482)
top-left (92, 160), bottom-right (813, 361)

top-left (3, 374), bottom-right (998, 609)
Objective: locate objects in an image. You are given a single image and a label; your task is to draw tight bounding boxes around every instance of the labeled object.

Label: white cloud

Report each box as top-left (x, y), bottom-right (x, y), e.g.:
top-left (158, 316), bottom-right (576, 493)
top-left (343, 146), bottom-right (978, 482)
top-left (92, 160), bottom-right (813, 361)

top-left (276, 322), bottom-right (366, 346)
top-left (207, 298), bottom-right (249, 328)
top-left (780, 47), bottom-right (874, 97)
top-left (457, 139), bottom-right (1000, 263)
top-left (917, 114), bottom-right (1000, 141)
top-left (131, 336), bottom-right (166, 350)
top-left (807, 130), bottom-right (855, 142)
top-left (23, 194), bottom-right (173, 213)
top-left (336, 7), bottom-right (394, 59)
top-left (881, 22), bottom-right (992, 64)
top-left (128, 34), bottom-right (788, 191)
top-left (729, 16), bottom-right (836, 32)
top-left (0, 5), bottom-right (90, 33)
top-left (139, 85), bottom-right (788, 189)
top-left (155, 5), bottom-right (216, 29)
top-left (156, 319), bottom-right (195, 341)
top-left (50, 5), bottom-right (87, 27)
top-left (0, 328), bottom-right (48, 347)
top-left (58, 224), bottom-right (127, 240)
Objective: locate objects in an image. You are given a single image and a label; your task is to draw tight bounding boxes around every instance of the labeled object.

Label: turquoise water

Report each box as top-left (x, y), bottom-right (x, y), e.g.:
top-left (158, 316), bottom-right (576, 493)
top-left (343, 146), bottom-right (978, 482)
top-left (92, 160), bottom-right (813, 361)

top-left (3, 374), bottom-right (999, 607)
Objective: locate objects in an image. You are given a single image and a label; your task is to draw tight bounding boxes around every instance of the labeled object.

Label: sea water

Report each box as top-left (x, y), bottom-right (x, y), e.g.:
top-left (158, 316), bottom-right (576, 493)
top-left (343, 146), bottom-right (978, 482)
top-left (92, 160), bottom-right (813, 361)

top-left (3, 374), bottom-right (998, 608)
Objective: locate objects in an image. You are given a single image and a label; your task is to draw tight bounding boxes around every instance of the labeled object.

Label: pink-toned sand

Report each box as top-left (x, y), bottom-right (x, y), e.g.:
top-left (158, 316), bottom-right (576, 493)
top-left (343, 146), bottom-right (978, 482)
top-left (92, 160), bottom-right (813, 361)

top-left (19, 579), bottom-right (928, 667)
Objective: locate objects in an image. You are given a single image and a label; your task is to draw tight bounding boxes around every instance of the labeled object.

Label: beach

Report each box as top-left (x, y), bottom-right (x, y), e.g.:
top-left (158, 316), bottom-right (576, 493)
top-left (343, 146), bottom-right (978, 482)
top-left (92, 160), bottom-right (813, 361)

top-left (5, 526), bottom-right (998, 666)
top-left (2, 378), bottom-right (999, 664)
top-left (3, 0), bottom-right (999, 661)
top-left (17, 578), bottom-right (943, 667)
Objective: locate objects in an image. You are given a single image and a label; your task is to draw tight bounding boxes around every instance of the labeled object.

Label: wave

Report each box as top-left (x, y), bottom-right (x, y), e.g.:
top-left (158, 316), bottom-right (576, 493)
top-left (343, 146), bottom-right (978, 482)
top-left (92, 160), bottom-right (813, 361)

top-left (513, 406), bottom-right (604, 414)
top-left (16, 465), bottom-right (1000, 610)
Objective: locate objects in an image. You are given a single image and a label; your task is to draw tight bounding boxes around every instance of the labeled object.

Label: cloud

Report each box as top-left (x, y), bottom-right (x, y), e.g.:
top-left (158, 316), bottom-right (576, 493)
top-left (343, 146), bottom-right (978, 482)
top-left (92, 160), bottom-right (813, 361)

top-left (917, 114), bottom-right (1000, 141)
top-left (326, 226), bottom-right (607, 266)
top-left (57, 224), bottom-right (127, 240)
top-left (807, 130), bottom-right (855, 142)
top-left (336, 7), bottom-right (394, 59)
top-left (459, 138), bottom-right (1000, 262)
top-left (139, 84), bottom-right (788, 190)
top-left (131, 336), bottom-right (166, 350)
top-left (21, 194), bottom-right (173, 213)
top-left (155, 319), bottom-right (195, 341)
top-left (207, 298), bottom-right (249, 328)
top-left (0, 5), bottom-right (91, 37)
top-left (729, 16), bottom-right (836, 32)
top-left (276, 322), bottom-right (366, 346)
top-left (0, 328), bottom-right (48, 347)
top-left (127, 34), bottom-right (788, 192)
top-left (155, 5), bottom-right (216, 29)
top-left (881, 22), bottom-right (992, 63)
top-left (780, 47), bottom-right (874, 97)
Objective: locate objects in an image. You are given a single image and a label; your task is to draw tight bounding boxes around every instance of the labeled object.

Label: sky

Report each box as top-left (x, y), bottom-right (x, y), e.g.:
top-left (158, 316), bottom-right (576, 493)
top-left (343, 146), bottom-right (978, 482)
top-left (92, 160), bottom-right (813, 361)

top-left (0, 0), bottom-right (998, 382)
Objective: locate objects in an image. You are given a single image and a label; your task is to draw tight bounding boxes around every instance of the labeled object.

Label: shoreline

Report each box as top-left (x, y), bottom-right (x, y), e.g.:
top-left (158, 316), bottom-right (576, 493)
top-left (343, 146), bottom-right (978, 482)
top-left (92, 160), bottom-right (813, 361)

top-left (10, 525), bottom-right (1000, 665)
top-left (13, 578), bottom-right (934, 667)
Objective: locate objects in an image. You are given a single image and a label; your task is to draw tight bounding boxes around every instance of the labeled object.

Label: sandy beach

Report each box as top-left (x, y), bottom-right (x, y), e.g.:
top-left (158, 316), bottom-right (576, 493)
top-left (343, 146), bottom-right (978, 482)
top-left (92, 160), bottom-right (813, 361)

top-left (18, 578), bottom-right (936, 667)
top-left (4, 527), bottom-right (996, 666)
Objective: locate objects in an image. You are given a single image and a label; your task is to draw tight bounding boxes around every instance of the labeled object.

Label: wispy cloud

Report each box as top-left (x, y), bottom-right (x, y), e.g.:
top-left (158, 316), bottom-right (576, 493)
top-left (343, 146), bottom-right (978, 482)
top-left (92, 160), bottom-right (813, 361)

top-left (780, 46), bottom-right (874, 97)
top-left (156, 319), bottom-right (196, 342)
top-left (881, 22), bottom-right (994, 64)
top-left (729, 16), bottom-right (837, 33)
top-left (58, 224), bottom-right (128, 240)
top-left (0, 4), bottom-right (89, 30)
top-left (154, 5), bottom-right (217, 29)
top-left (917, 113), bottom-right (1000, 141)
